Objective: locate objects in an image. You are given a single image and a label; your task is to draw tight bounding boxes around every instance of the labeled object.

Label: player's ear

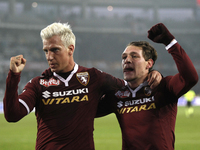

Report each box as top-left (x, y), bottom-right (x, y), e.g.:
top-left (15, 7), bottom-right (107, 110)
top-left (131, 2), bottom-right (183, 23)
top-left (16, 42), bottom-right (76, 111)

top-left (68, 45), bottom-right (74, 56)
top-left (146, 59), bottom-right (154, 69)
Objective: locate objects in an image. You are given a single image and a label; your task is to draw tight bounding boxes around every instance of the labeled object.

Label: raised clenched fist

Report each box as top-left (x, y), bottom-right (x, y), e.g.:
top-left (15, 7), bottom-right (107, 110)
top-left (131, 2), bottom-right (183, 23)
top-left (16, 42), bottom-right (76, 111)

top-left (147, 23), bottom-right (175, 46)
top-left (10, 55), bottom-right (26, 73)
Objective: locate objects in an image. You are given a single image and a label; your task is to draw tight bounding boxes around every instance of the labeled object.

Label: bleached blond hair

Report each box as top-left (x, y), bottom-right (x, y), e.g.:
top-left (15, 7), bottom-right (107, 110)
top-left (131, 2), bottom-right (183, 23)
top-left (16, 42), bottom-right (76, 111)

top-left (40, 22), bottom-right (76, 49)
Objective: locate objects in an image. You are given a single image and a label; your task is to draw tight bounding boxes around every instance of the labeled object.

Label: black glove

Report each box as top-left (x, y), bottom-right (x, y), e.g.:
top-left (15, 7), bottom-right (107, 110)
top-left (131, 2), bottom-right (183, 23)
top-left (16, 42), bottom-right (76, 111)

top-left (147, 23), bottom-right (175, 46)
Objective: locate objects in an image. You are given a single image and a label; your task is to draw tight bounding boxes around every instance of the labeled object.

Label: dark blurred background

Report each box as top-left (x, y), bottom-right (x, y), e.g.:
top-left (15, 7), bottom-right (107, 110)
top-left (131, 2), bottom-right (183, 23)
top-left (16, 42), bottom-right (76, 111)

top-left (0, 0), bottom-right (200, 98)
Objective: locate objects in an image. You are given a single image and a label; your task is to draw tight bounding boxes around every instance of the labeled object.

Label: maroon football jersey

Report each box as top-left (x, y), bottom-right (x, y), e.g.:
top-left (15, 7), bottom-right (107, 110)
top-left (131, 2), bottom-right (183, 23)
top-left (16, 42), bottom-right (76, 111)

top-left (4, 63), bottom-right (125, 150)
top-left (97, 43), bottom-right (198, 150)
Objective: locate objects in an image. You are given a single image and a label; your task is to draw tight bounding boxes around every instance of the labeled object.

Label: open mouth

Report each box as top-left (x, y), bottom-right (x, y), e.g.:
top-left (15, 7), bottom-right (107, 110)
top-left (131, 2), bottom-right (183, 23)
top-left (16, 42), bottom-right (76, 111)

top-left (123, 67), bottom-right (134, 72)
top-left (49, 63), bottom-right (56, 68)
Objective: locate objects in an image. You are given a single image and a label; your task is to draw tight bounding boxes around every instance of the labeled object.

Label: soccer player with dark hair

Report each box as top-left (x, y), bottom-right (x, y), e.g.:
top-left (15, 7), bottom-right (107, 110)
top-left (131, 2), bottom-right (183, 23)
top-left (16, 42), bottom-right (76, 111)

top-left (96, 23), bottom-right (198, 150)
top-left (3, 22), bottom-right (162, 150)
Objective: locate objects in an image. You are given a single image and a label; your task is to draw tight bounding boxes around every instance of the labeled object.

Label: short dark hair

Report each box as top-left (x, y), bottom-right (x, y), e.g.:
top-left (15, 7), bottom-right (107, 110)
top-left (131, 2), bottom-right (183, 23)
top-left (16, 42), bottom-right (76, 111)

top-left (127, 41), bottom-right (157, 71)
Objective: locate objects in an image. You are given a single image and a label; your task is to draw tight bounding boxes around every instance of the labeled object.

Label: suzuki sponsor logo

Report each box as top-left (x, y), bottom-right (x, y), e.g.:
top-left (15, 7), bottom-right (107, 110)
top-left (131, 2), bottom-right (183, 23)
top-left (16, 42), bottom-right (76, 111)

top-left (117, 96), bottom-right (155, 108)
top-left (42, 91), bottom-right (51, 98)
top-left (117, 103), bottom-right (156, 114)
top-left (116, 96), bottom-right (156, 114)
top-left (42, 88), bottom-right (89, 98)
top-left (117, 101), bottom-right (123, 108)
top-left (41, 88), bottom-right (89, 105)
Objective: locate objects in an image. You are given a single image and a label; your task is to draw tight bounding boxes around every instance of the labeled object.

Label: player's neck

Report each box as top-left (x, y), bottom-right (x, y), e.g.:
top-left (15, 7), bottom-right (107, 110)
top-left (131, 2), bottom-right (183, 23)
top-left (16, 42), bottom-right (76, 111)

top-left (57, 70), bottom-right (73, 79)
top-left (128, 76), bottom-right (148, 90)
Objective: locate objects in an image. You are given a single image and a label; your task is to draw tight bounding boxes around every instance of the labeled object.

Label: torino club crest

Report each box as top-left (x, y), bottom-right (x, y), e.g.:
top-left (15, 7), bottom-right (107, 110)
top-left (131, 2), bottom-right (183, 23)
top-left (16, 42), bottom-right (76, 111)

top-left (144, 86), bottom-right (152, 96)
top-left (76, 72), bottom-right (90, 86)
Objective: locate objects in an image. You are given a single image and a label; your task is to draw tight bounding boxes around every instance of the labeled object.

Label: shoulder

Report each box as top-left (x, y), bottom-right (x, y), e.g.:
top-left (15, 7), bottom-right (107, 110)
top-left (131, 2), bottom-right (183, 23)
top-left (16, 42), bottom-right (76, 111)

top-left (77, 65), bottom-right (124, 87)
top-left (77, 65), bottom-right (106, 78)
top-left (41, 68), bottom-right (53, 78)
top-left (78, 65), bottom-right (102, 73)
top-left (27, 69), bottom-right (55, 87)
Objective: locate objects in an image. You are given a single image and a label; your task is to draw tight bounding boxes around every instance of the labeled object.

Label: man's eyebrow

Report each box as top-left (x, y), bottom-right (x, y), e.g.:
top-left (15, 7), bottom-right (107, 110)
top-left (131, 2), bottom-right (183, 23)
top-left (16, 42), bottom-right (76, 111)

top-left (121, 53), bottom-right (127, 57)
top-left (122, 52), bottom-right (138, 56)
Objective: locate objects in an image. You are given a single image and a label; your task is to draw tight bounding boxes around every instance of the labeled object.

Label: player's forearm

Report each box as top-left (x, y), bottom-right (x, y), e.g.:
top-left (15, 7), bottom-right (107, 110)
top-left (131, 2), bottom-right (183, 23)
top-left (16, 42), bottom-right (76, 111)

top-left (167, 43), bottom-right (198, 97)
top-left (3, 70), bottom-right (27, 122)
top-left (168, 42), bottom-right (198, 85)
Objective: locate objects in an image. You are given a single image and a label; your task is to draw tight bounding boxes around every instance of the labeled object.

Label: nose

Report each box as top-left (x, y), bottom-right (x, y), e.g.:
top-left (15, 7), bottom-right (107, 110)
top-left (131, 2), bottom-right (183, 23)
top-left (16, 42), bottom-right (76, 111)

top-left (46, 51), bottom-right (54, 60)
top-left (124, 55), bottom-right (131, 64)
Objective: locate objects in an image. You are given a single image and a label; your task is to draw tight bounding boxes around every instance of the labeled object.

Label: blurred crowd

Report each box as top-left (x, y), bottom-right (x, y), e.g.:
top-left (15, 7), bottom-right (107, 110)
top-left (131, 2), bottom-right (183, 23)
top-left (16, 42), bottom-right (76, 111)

top-left (0, 0), bottom-right (200, 98)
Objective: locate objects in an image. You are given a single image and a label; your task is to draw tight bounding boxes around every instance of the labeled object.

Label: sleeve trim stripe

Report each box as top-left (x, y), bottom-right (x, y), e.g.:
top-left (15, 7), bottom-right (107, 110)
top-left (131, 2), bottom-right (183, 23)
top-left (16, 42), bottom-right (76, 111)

top-left (19, 99), bottom-right (30, 114)
top-left (165, 39), bottom-right (177, 50)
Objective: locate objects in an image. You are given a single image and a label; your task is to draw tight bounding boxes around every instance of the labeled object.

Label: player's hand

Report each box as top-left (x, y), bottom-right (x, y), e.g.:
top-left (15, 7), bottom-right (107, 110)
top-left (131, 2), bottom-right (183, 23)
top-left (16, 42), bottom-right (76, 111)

top-left (10, 55), bottom-right (26, 73)
top-left (147, 23), bottom-right (175, 46)
top-left (147, 70), bottom-right (162, 89)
